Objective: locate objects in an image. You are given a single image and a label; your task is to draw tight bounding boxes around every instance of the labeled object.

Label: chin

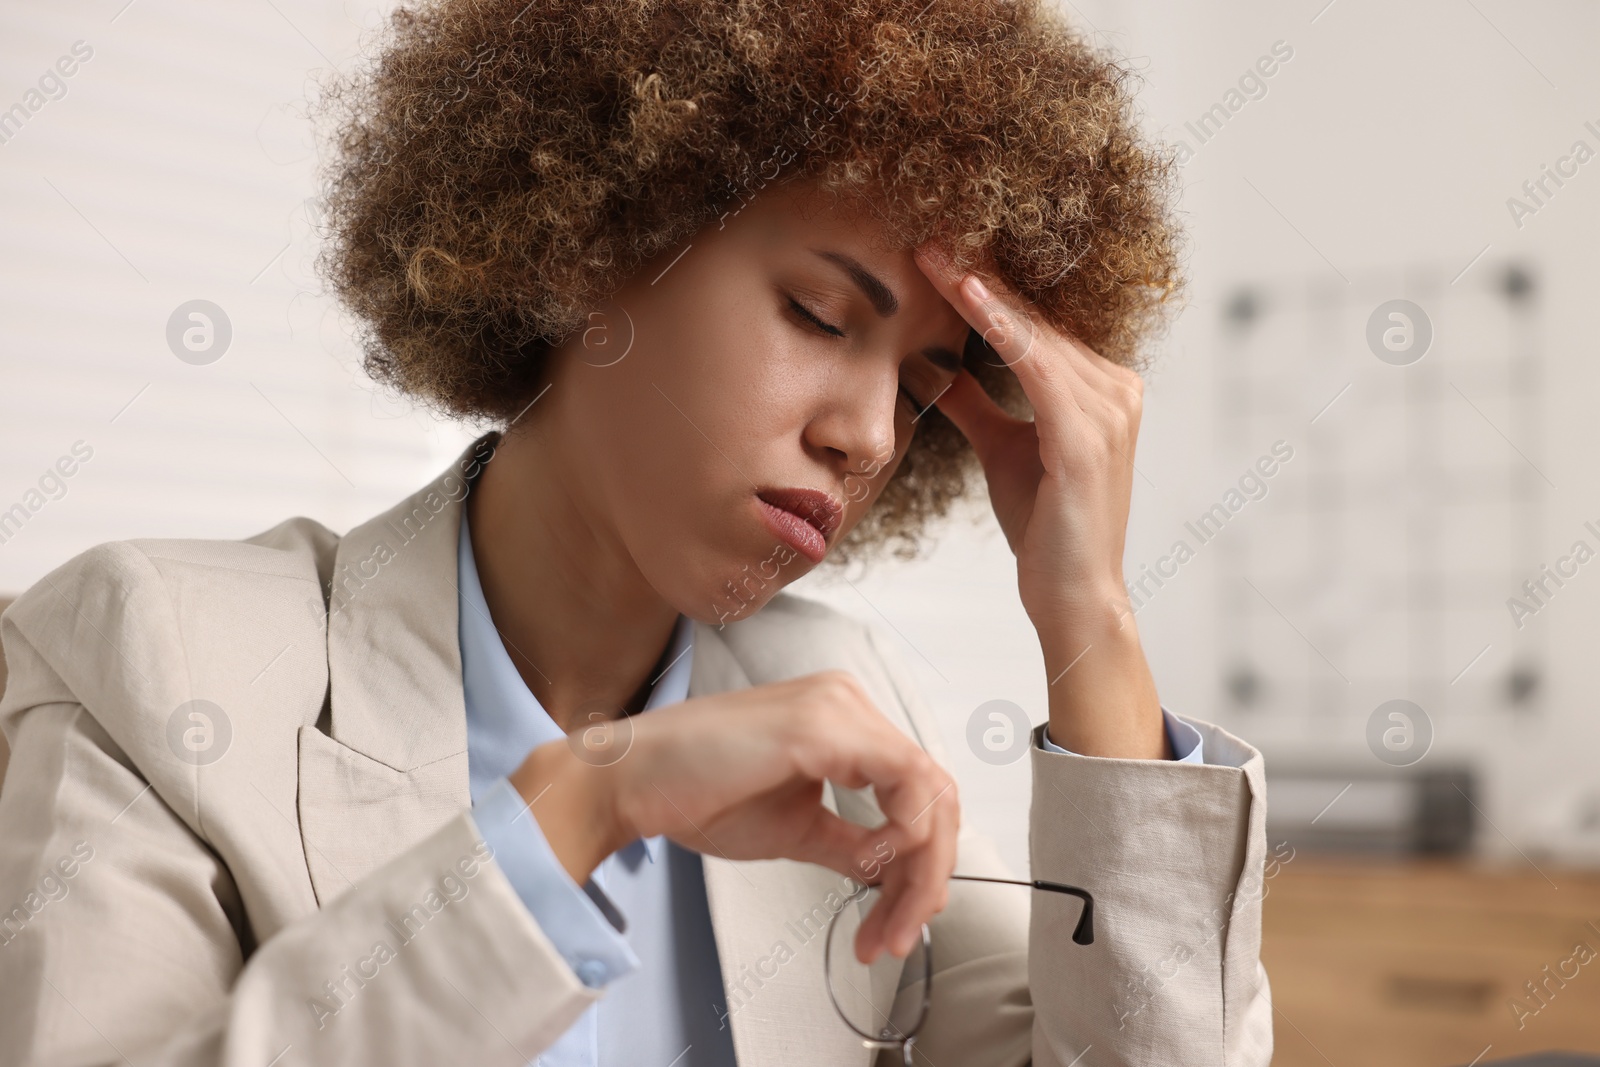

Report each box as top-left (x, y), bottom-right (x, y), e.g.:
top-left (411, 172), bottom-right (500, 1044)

top-left (678, 540), bottom-right (817, 627)
top-left (637, 496), bottom-right (830, 626)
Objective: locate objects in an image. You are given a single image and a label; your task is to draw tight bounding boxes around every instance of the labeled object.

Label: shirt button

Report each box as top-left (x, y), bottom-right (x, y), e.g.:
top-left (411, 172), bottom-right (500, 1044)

top-left (575, 959), bottom-right (607, 987)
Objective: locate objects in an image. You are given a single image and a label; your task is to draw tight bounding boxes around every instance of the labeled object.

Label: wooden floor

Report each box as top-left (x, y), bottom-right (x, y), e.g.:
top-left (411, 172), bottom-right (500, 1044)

top-left (1261, 856), bottom-right (1600, 1066)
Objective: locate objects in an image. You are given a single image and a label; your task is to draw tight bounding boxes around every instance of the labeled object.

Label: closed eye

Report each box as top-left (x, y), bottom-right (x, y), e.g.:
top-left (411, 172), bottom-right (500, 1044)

top-left (786, 296), bottom-right (845, 338)
top-left (787, 294), bottom-right (931, 419)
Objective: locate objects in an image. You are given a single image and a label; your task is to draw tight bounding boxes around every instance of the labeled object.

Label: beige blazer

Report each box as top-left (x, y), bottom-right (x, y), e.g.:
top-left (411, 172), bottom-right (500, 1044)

top-left (0, 434), bottom-right (1273, 1067)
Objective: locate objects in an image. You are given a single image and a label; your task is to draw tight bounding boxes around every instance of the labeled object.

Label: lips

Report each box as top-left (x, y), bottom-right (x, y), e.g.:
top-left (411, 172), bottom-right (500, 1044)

top-left (754, 487), bottom-right (843, 564)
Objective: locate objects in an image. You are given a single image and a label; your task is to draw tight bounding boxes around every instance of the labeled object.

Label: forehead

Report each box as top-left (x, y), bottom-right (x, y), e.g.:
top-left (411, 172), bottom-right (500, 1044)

top-left (724, 181), bottom-right (970, 336)
top-left (733, 179), bottom-right (887, 249)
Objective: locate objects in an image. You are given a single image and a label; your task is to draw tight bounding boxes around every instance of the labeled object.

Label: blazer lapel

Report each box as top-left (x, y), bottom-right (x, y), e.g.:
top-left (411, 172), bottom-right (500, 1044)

top-left (297, 434), bottom-right (496, 904)
top-left (689, 621), bottom-right (878, 1067)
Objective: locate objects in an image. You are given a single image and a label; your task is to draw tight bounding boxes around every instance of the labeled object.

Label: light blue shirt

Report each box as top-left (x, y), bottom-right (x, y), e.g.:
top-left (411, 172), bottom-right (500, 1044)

top-left (458, 506), bottom-right (1204, 1067)
top-left (460, 506), bottom-right (737, 1067)
top-left (1046, 712), bottom-right (1206, 763)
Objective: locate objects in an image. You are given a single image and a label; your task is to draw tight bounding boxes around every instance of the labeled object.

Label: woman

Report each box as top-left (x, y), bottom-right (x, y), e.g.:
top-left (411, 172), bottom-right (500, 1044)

top-left (0, 0), bottom-right (1272, 1064)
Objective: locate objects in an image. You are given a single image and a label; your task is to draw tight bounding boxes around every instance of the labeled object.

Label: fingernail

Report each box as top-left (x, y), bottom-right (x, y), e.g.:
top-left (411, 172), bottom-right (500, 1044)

top-left (964, 275), bottom-right (992, 302)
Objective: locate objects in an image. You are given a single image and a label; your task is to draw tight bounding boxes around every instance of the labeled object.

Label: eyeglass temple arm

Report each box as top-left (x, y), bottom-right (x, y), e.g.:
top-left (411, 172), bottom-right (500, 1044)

top-left (947, 875), bottom-right (1095, 946)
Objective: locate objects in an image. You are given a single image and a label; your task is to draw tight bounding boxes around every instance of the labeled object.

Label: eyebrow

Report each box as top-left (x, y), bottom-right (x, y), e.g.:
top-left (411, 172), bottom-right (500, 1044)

top-left (810, 248), bottom-right (964, 374)
top-left (811, 249), bottom-right (899, 317)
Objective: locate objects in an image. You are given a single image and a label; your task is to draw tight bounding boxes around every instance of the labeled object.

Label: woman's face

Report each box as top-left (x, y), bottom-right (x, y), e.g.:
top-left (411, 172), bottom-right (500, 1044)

top-left (537, 179), bottom-right (972, 625)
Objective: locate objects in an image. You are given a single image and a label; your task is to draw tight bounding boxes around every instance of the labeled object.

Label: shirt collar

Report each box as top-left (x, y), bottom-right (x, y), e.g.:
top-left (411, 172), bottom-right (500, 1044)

top-left (457, 503), bottom-right (693, 864)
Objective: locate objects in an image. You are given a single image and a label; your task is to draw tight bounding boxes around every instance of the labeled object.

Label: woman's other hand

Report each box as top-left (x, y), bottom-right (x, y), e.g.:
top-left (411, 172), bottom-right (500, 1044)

top-left (910, 244), bottom-right (1169, 760)
top-left (508, 669), bottom-right (958, 962)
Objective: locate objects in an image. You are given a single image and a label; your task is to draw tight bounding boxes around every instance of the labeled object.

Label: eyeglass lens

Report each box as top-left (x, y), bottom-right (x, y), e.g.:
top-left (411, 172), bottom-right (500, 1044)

top-left (823, 886), bottom-right (932, 1047)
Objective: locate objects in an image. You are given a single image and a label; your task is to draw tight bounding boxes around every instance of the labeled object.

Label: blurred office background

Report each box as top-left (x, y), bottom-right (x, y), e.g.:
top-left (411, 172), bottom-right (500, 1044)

top-left (3, 0), bottom-right (1599, 1063)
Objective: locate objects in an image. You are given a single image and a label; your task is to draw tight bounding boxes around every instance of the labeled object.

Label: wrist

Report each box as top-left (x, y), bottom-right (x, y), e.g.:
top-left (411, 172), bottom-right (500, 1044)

top-left (510, 739), bottom-right (628, 884)
top-left (1039, 610), bottom-right (1167, 760)
top-left (1036, 591), bottom-right (1152, 668)
top-left (1028, 574), bottom-right (1136, 649)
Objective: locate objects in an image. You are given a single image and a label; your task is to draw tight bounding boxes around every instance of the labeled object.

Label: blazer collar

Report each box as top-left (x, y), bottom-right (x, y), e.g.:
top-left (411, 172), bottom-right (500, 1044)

top-left (320, 435), bottom-right (493, 774)
top-left (306, 431), bottom-right (875, 1067)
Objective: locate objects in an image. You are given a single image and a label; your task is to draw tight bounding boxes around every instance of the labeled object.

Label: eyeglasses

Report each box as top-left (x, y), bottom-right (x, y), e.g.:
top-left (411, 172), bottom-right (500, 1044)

top-left (823, 875), bottom-right (1095, 1066)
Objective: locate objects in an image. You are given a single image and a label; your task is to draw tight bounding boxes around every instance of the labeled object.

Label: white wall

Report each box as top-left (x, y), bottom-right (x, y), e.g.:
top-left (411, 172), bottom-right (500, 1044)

top-left (0, 0), bottom-right (477, 592)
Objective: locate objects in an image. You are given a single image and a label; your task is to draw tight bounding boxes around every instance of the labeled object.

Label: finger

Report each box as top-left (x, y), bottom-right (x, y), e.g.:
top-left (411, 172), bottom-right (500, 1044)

top-left (797, 733), bottom-right (938, 842)
top-left (853, 768), bottom-right (955, 961)
top-left (921, 244), bottom-right (1145, 422)
top-left (820, 752), bottom-right (937, 960)
top-left (856, 883), bottom-right (897, 963)
top-left (881, 778), bottom-right (958, 957)
top-left (782, 675), bottom-right (953, 956)
top-left (853, 847), bottom-right (917, 963)
top-left (789, 808), bottom-right (896, 880)
top-left (844, 818), bottom-right (917, 962)
top-left (1059, 330), bottom-right (1145, 397)
top-left (918, 242), bottom-right (1133, 398)
top-left (965, 297), bottom-right (1143, 487)
top-left (915, 244), bottom-right (1056, 379)
top-left (915, 248), bottom-right (1094, 444)
top-left (931, 366), bottom-right (1021, 469)
top-left (956, 275), bottom-right (1095, 445)
top-left (864, 760), bottom-right (941, 858)
top-left (788, 683), bottom-right (944, 851)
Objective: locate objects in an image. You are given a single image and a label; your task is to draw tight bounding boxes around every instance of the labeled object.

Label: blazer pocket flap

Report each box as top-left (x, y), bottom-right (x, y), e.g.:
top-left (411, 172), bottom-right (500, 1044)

top-left (296, 725), bottom-right (469, 905)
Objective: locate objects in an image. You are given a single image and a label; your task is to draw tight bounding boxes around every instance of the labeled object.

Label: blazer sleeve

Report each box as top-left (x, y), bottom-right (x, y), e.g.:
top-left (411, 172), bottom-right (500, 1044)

top-left (0, 552), bottom-right (598, 1067)
top-left (858, 623), bottom-right (1274, 1067)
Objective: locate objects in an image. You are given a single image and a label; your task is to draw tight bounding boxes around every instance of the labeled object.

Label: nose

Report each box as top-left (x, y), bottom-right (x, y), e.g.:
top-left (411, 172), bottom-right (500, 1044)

top-left (802, 362), bottom-right (901, 483)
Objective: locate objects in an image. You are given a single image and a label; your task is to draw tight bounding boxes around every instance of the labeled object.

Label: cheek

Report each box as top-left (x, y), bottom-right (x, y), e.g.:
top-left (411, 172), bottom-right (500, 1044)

top-left (577, 304), bottom-right (800, 547)
top-left (623, 308), bottom-right (796, 467)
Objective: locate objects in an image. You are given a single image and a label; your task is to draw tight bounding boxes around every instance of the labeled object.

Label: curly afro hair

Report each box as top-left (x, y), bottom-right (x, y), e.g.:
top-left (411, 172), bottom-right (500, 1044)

top-left (313, 0), bottom-right (1184, 564)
